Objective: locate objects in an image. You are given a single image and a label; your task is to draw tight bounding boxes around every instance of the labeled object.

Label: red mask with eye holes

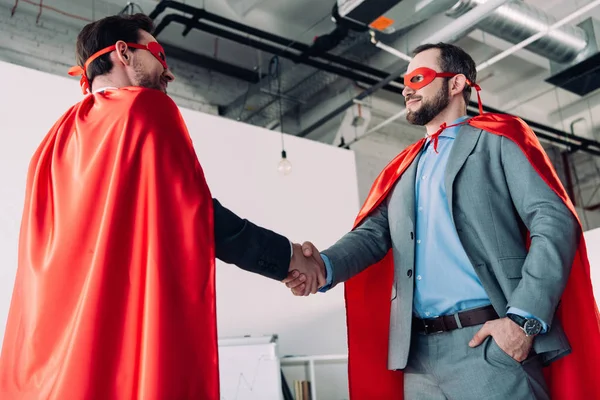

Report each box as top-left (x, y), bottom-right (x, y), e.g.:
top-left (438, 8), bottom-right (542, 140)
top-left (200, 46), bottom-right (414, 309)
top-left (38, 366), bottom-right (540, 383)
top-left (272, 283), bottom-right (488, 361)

top-left (68, 41), bottom-right (169, 95)
top-left (404, 67), bottom-right (483, 114)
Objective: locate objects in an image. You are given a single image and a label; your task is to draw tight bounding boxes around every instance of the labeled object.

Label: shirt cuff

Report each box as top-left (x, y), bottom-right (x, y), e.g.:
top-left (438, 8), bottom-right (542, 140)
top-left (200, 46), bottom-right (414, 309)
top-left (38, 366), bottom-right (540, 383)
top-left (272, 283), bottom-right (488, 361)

top-left (318, 253), bottom-right (334, 293)
top-left (507, 306), bottom-right (549, 334)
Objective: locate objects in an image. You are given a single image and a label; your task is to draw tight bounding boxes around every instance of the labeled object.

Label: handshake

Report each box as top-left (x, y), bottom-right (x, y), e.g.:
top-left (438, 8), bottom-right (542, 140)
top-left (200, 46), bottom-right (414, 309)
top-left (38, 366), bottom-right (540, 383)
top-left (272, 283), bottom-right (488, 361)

top-left (282, 242), bottom-right (327, 296)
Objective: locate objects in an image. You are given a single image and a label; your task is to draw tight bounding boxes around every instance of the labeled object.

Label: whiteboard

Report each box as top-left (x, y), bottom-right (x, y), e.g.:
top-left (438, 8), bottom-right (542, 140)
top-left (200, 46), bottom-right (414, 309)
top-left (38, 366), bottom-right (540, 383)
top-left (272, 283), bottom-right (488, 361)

top-left (218, 335), bottom-right (283, 400)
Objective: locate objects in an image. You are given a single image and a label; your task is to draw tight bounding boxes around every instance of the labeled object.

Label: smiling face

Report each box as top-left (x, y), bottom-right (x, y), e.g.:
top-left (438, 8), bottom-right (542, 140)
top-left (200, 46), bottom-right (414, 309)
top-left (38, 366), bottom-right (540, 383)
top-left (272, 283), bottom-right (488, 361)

top-left (127, 30), bottom-right (174, 93)
top-left (402, 48), bottom-right (451, 126)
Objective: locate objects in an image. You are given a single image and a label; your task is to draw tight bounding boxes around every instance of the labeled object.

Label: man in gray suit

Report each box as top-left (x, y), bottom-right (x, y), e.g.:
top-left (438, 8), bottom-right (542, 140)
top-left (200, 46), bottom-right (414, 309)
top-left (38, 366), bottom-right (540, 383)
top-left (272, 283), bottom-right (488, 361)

top-left (284, 43), bottom-right (580, 399)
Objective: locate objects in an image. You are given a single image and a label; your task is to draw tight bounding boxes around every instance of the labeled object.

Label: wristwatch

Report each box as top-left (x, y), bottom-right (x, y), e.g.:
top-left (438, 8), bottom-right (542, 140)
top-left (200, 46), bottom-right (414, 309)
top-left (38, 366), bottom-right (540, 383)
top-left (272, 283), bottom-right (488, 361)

top-left (506, 313), bottom-right (543, 336)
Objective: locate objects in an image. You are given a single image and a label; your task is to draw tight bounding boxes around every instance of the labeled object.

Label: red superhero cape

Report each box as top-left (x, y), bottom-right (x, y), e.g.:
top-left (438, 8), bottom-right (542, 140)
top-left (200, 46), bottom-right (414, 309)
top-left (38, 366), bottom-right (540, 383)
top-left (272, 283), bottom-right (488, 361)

top-left (345, 113), bottom-right (600, 399)
top-left (0, 87), bottom-right (219, 399)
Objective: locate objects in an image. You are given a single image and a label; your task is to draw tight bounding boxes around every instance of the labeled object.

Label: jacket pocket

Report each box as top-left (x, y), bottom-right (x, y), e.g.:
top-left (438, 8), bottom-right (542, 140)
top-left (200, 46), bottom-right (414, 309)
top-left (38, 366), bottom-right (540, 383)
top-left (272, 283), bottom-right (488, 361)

top-left (498, 256), bottom-right (526, 279)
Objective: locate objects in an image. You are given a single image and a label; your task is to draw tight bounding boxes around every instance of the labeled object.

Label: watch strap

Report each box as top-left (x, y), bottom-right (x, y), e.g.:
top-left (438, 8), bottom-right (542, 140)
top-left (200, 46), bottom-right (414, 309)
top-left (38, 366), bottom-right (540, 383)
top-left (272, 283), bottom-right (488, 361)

top-left (506, 313), bottom-right (527, 327)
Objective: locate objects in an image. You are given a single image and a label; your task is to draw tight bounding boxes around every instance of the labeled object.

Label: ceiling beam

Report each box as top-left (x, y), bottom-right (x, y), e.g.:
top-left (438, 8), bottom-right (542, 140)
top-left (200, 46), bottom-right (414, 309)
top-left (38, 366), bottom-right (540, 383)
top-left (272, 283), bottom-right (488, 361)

top-left (467, 30), bottom-right (551, 70)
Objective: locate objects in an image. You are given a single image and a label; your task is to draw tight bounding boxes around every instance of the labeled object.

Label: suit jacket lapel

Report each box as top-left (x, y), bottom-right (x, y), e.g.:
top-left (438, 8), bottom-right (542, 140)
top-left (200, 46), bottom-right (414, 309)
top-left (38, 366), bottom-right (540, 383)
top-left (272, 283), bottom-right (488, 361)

top-left (445, 124), bottom-right (482, 218)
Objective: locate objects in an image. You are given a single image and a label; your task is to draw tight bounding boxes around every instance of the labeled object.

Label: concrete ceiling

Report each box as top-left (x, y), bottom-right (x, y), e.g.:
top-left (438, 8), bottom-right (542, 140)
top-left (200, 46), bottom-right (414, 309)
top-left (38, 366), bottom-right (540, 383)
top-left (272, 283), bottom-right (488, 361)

top-left (3, 0), bottom-right (600, 145)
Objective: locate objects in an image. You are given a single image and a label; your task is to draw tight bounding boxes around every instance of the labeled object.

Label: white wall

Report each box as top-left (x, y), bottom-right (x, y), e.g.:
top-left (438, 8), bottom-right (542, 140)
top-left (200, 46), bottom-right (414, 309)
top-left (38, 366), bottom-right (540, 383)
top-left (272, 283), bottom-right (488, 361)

top-left (584, 228), bottom-right (600, 306)
top-left (0, 60), bottom-right (359, 399)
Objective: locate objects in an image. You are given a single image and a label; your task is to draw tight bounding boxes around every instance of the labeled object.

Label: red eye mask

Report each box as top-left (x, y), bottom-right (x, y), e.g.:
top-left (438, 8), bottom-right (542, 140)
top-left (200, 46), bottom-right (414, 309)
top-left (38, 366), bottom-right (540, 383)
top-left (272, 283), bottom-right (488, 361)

top-left (404, 67), bottom-right (483, 114)
top-left (68, 42), bottom-right (169, 95)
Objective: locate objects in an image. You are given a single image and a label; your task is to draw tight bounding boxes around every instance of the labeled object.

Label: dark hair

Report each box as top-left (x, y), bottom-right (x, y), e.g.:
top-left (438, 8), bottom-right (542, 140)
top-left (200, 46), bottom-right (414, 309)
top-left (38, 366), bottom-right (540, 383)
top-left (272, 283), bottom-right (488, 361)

top-left (412, 42), bottom-right (477, 105)
top-left (75, 13), bottom-right (154, 84)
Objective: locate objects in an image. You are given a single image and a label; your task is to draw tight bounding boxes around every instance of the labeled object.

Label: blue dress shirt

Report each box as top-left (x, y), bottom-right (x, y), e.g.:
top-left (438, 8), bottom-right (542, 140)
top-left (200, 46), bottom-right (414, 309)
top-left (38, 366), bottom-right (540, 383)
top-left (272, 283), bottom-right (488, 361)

top-left (320, 116), bottom-right (547, 331)
top-left (412, 116), bottom-right (490, 318)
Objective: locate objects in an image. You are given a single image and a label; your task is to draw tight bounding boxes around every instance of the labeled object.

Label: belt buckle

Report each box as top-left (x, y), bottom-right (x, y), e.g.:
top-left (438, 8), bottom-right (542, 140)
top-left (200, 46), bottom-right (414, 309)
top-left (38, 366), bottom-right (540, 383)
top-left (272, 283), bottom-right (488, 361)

top-left (423, 319), bottom-right (444, 335)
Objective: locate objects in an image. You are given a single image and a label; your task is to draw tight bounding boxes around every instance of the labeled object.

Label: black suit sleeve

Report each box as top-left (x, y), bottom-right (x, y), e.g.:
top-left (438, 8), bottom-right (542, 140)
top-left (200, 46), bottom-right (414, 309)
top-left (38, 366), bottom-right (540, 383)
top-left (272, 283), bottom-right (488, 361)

top-left (213, 198), bottom-right (292, 281)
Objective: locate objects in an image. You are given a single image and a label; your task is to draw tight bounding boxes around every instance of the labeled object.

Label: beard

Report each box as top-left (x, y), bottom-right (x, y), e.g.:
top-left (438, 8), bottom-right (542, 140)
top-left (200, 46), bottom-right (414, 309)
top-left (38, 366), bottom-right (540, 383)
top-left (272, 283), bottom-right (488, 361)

top-left (406, 80), bottom-right (450, 126)
top-left (133, 62), bottom-right (166, 93)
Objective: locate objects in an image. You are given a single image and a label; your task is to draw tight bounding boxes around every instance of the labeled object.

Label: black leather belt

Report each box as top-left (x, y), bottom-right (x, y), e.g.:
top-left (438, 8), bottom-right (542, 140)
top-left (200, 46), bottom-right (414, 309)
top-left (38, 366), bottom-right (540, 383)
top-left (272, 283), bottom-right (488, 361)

top-left (412, 305), bottom-right (499, 335)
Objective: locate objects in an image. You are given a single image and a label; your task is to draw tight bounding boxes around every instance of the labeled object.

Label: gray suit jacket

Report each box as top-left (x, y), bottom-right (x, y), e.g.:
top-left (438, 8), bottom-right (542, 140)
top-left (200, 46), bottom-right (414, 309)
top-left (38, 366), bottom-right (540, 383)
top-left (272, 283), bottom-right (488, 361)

top-left (322, 124), bottom-right (580, 370)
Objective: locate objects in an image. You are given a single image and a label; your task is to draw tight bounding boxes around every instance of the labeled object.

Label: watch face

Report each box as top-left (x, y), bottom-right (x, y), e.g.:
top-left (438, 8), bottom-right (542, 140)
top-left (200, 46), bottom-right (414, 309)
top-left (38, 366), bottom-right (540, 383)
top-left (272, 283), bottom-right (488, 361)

top-left (524, 319), bottom-right (542, 336)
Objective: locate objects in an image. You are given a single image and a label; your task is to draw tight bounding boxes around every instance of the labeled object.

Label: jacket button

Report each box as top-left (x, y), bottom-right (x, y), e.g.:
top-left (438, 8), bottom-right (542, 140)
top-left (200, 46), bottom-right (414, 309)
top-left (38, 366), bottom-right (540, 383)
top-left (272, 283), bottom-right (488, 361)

top-left (407, 269), bottom-right (413, 278)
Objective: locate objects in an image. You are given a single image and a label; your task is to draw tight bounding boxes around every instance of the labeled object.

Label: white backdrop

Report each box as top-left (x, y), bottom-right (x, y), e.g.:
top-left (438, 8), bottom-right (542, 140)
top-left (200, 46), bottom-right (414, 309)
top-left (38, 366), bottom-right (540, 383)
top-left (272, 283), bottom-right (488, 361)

top-left (584, 228), bottom-right (600, 305)
top-left (0, 60), bottom-right (358, 399)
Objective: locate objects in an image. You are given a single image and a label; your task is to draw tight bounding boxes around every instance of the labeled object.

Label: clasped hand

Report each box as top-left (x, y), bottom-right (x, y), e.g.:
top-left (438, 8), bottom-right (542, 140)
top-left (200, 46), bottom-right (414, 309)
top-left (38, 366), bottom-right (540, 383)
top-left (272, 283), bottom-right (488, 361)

top-left (281, 242), bottom-right (325, 296)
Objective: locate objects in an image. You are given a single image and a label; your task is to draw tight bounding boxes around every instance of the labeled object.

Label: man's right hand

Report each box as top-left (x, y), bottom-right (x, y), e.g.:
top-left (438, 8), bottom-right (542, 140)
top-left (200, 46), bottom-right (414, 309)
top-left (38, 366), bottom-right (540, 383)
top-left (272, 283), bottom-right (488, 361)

top-left (281, 242), bottom-right (326, 296)
top-left (282, 242), bottom-right (326, 296)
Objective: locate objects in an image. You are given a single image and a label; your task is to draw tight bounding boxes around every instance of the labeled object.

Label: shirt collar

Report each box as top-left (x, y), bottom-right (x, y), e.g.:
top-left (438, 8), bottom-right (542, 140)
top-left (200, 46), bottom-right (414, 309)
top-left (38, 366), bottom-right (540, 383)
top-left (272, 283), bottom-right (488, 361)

top-left (425, 115), bottom-right (470, 141)
top-left (92, 86), bottom-right (118, 93)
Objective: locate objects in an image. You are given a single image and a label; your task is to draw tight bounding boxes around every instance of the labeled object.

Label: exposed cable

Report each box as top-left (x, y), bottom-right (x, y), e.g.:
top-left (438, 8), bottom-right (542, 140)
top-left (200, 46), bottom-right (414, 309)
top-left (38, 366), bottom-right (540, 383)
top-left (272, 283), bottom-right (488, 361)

top-left (119, 1), bottom-right (144, 15)
top-left (276, 58), bottom-right (284, 136)
top-left (242, 10), bottom-right (333, 124)
top-left (11, 0), bottom-right (19, 17)
top-left (35, 0), bottom-right (42, 24)
top-left (266, 56), bottom-right (285, 137)
top-left (15, 0), bottom-right (91, 22)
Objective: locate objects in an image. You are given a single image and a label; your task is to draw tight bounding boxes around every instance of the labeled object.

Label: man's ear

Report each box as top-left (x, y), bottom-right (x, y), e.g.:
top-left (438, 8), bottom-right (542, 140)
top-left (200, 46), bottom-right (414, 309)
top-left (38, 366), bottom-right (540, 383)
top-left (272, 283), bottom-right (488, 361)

top-left (450, 74), bottom-right (467, 96)
top-left (114, 40), bottom-right (131, 66)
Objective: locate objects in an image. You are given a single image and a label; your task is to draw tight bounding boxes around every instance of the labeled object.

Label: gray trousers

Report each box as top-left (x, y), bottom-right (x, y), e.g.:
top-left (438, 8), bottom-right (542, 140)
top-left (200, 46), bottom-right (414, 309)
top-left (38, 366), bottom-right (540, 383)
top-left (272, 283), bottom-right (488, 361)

top-left (404, 324), bottom-right (549, 400)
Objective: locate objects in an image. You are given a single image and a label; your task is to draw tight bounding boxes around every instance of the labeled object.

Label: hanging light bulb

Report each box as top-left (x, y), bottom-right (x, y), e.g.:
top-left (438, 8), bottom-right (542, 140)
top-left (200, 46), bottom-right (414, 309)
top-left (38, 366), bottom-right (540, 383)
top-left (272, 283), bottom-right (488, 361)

top-left (278, 149), bottom-right (292, 175)
top-left (271, 56), bottom-right (292, 176)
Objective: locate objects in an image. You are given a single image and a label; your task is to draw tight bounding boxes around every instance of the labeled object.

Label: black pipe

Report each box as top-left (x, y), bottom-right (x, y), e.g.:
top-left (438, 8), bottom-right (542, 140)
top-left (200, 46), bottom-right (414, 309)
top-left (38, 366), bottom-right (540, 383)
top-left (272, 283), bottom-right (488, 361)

top-left (468, 103), bottom-right (600, 151)
top-left (466, 107), bottom-right (600, 155)
top-left (297, 87), bottom-right (600, 154)
top-left (157, 14), bottom-right (405, 96)
top-left (297, 61), bottom-right (407, 138)
top-left (150, 1), bottom-right (401, 85)
top-left (149, 1), bottom-right (600, 156)
top-left (162, 43), bottom-right (262, 83)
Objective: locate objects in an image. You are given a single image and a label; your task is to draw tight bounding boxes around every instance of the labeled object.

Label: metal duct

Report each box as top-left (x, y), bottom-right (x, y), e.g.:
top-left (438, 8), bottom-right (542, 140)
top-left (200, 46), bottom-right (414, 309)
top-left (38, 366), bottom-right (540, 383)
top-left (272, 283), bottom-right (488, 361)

top-left (446, 0), bottom-right (589, 64)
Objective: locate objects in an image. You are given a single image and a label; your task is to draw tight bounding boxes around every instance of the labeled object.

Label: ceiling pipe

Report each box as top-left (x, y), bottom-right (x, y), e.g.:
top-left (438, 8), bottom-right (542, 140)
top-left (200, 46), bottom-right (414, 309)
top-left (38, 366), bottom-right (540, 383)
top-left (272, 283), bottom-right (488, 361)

top-left (364, 0), bottom-right (508, 135)
top-left (346, 0), bottom-right (508, 138)
top-left (369, 0), bottom-right (600, 134)
top-left (148, 1), bottom-right (600, 156)
top-left (150, 0), bottom-right (407, 125)
top-left (477, 0), bottom-right (600, 71)
top-left (423, 0), bottom-right (512, 44)
top-left (153, 14), bottom-right (404, 95)
top-left (296, 61), bottom-right (408, 138)
top-left (447, 0), bottom-right (589, 64)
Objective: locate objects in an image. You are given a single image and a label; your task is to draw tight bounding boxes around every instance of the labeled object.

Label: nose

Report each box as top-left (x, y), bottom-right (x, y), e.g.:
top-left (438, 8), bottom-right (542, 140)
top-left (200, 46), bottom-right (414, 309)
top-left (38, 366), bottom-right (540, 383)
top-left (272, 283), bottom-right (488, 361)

top-left (402, 85), bottom-right (413, 98)
top-left (163, 68), bottom-right (175, 82)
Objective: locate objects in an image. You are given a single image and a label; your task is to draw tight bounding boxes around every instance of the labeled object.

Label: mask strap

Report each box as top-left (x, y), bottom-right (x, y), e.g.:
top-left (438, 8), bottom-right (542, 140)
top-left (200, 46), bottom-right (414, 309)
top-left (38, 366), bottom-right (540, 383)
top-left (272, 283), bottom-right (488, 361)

top-left (68, 45), bottom-right (117, 95)
top-left (466, 79), bottom-right (483, 115)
